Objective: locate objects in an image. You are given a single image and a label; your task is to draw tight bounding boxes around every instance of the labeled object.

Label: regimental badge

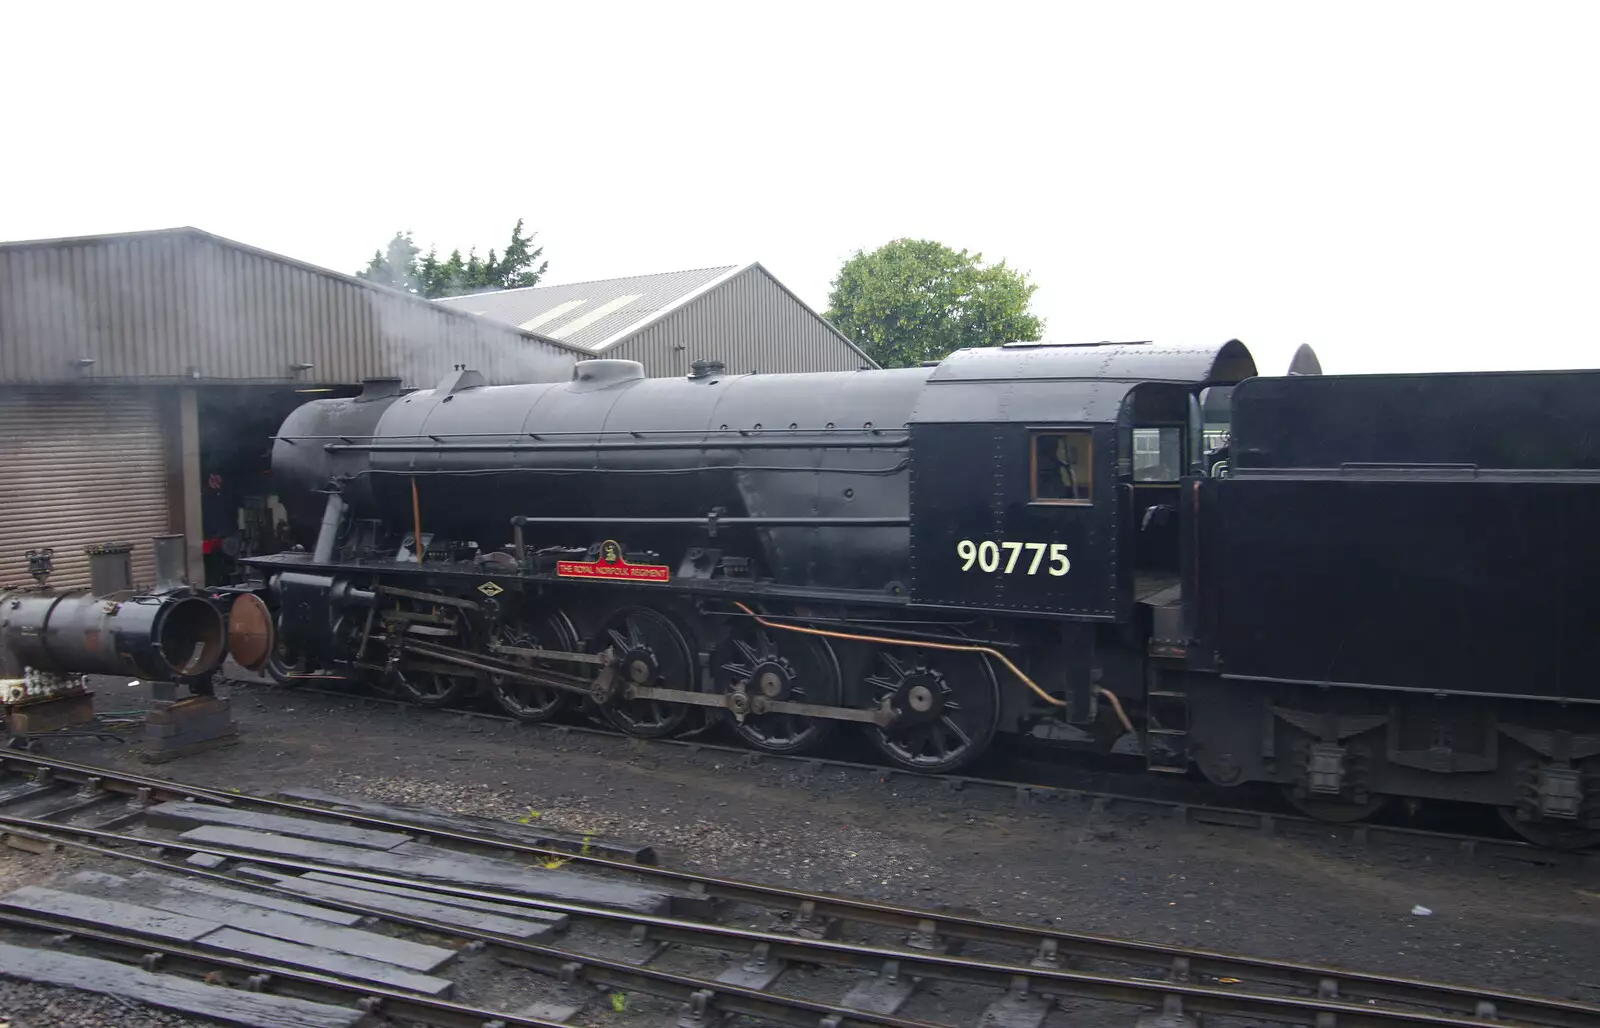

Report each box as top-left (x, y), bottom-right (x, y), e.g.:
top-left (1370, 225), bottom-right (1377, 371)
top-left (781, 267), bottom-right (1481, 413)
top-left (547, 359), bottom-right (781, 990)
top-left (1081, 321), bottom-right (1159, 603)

top-left (478, 581), bottom-right (505, 597)
top-left (556, 538), bottom-right (670, 583)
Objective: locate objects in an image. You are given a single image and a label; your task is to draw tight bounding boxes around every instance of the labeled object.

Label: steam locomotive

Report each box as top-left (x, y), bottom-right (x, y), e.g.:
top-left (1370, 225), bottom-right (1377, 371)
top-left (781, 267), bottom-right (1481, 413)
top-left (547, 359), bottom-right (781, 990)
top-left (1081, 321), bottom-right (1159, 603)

top-left (240, 340), bottom-right (1600, 849)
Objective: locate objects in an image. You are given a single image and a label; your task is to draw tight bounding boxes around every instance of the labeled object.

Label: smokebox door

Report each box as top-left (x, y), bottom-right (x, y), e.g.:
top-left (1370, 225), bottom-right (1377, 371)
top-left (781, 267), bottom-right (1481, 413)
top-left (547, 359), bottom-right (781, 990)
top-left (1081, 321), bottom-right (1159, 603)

top-left (226, 593), bottom-right (275, 672)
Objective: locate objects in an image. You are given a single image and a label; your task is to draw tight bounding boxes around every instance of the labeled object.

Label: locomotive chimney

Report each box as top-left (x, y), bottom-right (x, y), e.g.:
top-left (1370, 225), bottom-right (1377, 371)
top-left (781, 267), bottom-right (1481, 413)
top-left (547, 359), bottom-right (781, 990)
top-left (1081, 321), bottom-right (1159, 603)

top-left (85, 542), bottom-right (135, 597)
top-left (151, 534), bottom-right (189, 592)
top-left (687, 358), bottom-right (725, 380)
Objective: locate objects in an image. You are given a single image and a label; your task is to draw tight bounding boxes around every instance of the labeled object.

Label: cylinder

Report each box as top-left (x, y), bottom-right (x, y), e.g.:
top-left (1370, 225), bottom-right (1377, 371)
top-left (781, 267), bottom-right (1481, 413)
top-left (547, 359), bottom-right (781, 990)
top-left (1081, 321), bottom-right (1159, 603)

top-left (0, 591), bottom-right (227, 680)
top-left (152, 534), bottom-right (189, 593)
top-left (85, 543), bottom-right (134, 597)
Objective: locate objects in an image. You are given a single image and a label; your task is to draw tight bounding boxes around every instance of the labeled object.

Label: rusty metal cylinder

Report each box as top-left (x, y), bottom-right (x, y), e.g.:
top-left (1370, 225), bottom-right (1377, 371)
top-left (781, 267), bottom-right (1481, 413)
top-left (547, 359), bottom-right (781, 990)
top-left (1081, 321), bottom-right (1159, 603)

top-left (0, 590), bottom-right (226, 680)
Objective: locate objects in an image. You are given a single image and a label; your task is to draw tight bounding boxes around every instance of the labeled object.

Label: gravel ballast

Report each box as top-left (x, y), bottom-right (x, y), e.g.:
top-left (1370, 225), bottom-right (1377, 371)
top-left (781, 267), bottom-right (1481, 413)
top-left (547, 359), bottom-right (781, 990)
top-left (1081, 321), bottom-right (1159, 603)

top-left (3, 673), bottom-right (1598, 1024)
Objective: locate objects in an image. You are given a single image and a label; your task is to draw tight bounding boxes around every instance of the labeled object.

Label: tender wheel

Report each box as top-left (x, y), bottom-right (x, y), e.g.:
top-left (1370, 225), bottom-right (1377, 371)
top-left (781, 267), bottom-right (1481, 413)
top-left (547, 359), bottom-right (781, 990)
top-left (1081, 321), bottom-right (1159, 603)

top-left (489, 610), bottom-right (579, 723)
top-left (863, 648), bottom-right (1000, 774)
top-left (591, 606), bottom-right (695, 738)
top-left (1280, 786), bottom-right (1388, 823)
top-left (1496, 753), bottom-right (1600, 850)
top-left (1496, 807), bottom-right (1600, 851)
top-left (714, 622), bottom-right (842, 755)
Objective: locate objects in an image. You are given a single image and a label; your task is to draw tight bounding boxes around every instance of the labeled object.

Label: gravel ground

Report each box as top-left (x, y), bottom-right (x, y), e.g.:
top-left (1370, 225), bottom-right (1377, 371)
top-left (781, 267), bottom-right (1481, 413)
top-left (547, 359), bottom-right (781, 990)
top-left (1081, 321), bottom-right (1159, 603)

top-left (5, 672), bottom-right (1600, 1025)
top-left (0, 979), bottom-right (210, 1028)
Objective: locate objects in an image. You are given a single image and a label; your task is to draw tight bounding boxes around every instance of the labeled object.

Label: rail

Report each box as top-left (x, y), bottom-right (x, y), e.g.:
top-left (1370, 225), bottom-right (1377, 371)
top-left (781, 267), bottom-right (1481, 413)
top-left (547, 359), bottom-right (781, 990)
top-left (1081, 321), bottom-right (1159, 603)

top-left (0, 752), bottom-right (1594, 1028)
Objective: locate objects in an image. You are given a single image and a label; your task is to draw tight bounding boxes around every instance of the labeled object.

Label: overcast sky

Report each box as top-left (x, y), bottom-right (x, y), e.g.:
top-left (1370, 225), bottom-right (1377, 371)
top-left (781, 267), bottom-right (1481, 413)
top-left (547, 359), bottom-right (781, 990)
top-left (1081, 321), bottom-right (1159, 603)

top-left (2, 1), bottom-right (1595, 377)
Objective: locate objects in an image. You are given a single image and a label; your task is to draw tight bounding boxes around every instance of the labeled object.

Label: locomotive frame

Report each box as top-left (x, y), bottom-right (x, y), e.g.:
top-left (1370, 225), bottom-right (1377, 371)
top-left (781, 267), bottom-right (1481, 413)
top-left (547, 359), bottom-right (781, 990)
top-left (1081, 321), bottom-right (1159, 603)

top-left (234, 341), bottom-right (1600, 850)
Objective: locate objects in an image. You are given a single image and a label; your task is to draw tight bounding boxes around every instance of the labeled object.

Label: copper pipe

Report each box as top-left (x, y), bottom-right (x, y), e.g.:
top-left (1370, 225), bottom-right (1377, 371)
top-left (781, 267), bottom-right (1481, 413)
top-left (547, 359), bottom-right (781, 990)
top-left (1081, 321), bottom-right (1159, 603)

top-left (731, 601), bottom-right (1066, 708)
top-left (410, 476), bottom-right (424, 564)
top-left (1096, 686), bottom-right (1137, 737)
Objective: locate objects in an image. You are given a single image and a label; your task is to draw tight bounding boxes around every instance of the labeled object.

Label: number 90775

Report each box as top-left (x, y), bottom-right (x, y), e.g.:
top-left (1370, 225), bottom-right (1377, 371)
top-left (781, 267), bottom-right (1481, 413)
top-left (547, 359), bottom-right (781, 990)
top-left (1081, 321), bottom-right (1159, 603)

top-left (956, 540), bottom-right (1070, 576)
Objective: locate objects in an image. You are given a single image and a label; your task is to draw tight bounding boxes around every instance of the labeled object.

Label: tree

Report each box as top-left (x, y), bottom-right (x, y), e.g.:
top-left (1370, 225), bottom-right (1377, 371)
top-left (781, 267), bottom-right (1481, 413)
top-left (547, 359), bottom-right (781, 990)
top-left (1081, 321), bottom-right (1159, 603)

top-left (358, 232), bottom-right (423, 293)
top-left (824, 239), bottom-right (1045, 368)
top-left (356, 219), bottom-right (549, 299)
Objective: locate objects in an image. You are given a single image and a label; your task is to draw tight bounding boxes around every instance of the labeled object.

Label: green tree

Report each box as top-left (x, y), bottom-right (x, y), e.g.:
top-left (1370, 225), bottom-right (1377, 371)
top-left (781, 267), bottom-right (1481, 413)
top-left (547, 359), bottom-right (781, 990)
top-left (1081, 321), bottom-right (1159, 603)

top-left (357, 219), bottom-right (549, 299)
top-left (824, 238), bottom-right (1045, 368)
top-left (358, 231), bottom-right (424, 293)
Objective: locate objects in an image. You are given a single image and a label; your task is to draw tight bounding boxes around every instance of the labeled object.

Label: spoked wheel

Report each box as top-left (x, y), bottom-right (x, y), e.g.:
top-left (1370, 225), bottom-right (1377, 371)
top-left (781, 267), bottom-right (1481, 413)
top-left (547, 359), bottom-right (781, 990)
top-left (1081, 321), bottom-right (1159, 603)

top-left (714, 621), bottom-right (842, 755)
top-left (1280, 786), bottom-right (1389, 823)
top-left (489, 609), bottom-right (580, 723)
top-left (862, 647), bottom-right (1000, 774)
top-left (387, 598), bottom-right (476, 708)
top-left (592, 606), bottom-right (696, 738)
top-left (393, 666), bottom-right (475, 707)
top-left (1496, 807), bottom-right (1600, 851)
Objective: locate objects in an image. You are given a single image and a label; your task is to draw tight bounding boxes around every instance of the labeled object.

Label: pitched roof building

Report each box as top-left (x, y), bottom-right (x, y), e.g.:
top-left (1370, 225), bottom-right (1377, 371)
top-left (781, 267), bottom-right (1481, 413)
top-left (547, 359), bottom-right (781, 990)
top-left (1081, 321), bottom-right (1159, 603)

top-left (434, 262), bottom-right (875, 377)
top-left (0, 226), bottom-right (585, 590)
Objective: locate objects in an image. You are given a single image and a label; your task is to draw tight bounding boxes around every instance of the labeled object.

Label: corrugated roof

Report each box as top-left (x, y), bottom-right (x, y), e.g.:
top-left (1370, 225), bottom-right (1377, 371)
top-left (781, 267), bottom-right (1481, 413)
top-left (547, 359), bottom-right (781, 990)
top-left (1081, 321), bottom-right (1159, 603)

top-left (0, 227), bottom-right (588, 388)
top-left (434, 264), bottom-right (741, 351)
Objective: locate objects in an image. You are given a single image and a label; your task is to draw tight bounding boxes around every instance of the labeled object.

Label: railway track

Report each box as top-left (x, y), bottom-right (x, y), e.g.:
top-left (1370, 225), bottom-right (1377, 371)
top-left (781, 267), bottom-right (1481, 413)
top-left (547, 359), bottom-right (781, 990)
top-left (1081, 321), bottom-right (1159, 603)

top-left (0, 751), bottom-right (1595, 1028)
top-left (216, 675), bottom-right (1599, 871)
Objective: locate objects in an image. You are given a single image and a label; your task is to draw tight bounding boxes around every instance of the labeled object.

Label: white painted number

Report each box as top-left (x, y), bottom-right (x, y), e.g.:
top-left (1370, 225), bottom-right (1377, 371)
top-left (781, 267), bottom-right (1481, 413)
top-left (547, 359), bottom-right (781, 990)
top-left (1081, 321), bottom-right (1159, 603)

top-left (957, 540), bottom-right (1070, 576)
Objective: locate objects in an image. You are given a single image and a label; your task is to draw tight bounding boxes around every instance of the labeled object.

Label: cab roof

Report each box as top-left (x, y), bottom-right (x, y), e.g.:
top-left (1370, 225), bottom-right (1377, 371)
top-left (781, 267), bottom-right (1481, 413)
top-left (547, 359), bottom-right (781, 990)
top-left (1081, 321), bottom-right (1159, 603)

top-left (912, 339), bottom-right (1261, 425)
top-left (929, 339), bottom-right (1258, 385)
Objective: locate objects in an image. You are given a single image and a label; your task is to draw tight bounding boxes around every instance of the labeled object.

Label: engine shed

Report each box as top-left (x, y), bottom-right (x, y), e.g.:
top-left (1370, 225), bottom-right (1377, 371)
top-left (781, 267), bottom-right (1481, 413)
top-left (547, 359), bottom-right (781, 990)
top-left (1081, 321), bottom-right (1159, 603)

top-left (0, 227), bottom-right (584, 590)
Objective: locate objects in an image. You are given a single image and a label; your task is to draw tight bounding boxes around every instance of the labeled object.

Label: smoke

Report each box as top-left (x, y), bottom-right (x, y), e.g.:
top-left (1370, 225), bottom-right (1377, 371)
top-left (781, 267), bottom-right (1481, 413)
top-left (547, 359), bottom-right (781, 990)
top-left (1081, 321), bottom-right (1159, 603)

top-left (366, 288), bottom-right (577, 389)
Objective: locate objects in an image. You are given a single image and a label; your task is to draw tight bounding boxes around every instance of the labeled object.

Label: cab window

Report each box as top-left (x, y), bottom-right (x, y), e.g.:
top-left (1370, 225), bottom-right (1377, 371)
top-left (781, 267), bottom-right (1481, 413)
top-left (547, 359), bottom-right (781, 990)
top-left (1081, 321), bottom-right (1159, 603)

top-left (1133, 426), bottom-right (1183, 482)
top-left (1031, 430), bottom-right (1092, 504)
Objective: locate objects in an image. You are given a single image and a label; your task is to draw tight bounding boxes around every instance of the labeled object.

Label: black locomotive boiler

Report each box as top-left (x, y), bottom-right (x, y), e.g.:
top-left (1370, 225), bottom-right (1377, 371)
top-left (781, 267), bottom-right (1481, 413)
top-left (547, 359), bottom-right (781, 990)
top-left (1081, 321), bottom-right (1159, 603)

top-left (242, 342), bottom-right (1600, 849)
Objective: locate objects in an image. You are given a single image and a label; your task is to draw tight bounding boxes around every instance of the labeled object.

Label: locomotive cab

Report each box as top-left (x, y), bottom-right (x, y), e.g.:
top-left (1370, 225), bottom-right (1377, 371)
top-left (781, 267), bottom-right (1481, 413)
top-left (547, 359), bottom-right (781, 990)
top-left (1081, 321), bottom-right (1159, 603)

top-left (907, 339), bottom-right (1259, 623)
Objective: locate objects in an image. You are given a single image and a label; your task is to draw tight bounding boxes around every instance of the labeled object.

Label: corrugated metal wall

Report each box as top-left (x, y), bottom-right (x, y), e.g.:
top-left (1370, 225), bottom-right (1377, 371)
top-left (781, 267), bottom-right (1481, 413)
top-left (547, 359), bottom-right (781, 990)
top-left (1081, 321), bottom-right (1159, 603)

top-left (0, 230), bottom-right (581, 388)
top-left (607, 267), bottom-right (871, 377)
top-left (0, 387), bottom-right (170, 589)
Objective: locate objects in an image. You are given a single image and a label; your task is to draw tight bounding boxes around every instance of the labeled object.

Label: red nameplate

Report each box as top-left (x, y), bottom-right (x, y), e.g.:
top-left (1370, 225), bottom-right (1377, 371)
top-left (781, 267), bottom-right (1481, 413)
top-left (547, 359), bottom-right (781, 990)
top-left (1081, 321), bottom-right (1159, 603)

top-left (555, 539), bottom-right (670, 583)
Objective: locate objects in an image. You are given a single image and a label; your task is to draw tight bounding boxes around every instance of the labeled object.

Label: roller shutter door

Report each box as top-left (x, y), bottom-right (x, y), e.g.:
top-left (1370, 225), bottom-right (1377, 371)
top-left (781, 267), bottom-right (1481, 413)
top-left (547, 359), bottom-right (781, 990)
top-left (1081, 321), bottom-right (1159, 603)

top-left (0, 387), bottom-right (171, 590)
